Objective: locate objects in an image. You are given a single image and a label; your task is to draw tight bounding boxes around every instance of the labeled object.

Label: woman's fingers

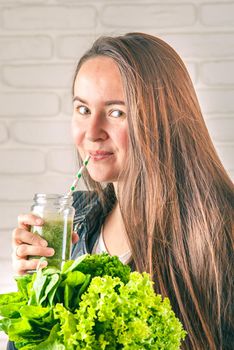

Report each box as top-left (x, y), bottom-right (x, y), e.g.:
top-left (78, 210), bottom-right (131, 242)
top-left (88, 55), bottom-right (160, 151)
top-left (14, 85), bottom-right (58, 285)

top-left (72, 231), bottom-right (79, 244)
top-left (13, 258), bottom-right (48, 276)
top-left (14, 243), bottom-right (54, 260)
top-left (17, 213), bottom-right (44, 230)
top-left (12, 224), bottom-right (52, 275)
top-left (12, 228), bottom-right (48, 247)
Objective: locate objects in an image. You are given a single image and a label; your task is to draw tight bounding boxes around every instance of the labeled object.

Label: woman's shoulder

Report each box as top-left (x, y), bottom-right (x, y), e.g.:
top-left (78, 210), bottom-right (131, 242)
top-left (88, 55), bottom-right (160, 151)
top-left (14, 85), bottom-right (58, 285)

top-left (72, 190), bottom-right (99, 211)
top-left (72, 190), bottom-right (101, 226)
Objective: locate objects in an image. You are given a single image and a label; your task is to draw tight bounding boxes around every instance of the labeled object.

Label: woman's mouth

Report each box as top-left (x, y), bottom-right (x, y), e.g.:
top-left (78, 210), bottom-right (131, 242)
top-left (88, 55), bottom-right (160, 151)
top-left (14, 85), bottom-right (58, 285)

top-left (88, 151), bottom-right (114, 161)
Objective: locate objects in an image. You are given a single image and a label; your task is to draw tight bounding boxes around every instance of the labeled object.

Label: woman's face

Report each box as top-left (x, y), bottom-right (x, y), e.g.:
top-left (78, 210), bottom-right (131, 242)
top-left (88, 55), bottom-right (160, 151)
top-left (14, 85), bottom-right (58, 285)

top-left (72, 56), bottom-right (129, 183)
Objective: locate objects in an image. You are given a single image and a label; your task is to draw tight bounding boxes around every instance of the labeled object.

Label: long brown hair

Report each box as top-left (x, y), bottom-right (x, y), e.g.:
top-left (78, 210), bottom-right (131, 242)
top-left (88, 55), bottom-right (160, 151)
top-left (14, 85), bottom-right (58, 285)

top-left (73, 33), bottom-right (234, 349)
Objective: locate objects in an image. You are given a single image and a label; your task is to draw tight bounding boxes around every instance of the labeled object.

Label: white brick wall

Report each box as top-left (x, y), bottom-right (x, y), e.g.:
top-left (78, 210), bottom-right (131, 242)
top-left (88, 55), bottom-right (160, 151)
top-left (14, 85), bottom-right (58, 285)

top-left (0, 149), bottom-right (45, 173)
top-left (2, 64), bottom-right (74, 88)
top-left (0, 36), bottom-right (52, 60)
top-left (0, 122), bottom-right (8, 142)
top-left (0, 92), bottom-right (60, 116)
top-left (11, 121), bottom-right (73, 144)
top-left (2, 5), bottom-right (97, 29)
top-left (0, 0), bottom-right (234, 347)
top-left (201, 60), bottom-right (234, 85)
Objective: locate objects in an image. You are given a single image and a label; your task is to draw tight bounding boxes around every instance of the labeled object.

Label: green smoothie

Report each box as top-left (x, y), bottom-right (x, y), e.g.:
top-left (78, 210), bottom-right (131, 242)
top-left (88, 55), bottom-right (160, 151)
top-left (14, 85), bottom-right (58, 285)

top-left (31, 216), bottom-right (73, 269)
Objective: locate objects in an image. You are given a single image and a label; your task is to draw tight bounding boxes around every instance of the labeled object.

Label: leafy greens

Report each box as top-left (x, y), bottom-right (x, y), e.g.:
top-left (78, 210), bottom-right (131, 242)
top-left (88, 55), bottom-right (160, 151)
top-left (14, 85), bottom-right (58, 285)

top-left (0, 253), bottom-right (186, 349)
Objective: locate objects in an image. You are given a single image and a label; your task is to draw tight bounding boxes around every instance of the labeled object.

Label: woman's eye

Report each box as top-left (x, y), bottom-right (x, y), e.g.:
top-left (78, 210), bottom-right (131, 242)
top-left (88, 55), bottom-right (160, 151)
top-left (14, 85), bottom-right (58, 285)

top-left (75, 105), bottom-right (90, 115)
top-left (110, 110), bottom-right (125, 118)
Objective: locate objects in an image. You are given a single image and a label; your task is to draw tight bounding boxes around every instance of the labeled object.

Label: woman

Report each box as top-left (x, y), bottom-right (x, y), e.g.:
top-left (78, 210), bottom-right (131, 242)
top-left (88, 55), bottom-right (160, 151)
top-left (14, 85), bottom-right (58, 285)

top-left (9, 33), bottom-right (233, 349)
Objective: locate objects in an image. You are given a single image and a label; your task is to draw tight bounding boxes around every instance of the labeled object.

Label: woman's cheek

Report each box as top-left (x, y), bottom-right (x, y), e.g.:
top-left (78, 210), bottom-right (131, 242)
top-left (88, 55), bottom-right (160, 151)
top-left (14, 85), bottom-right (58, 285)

top-left (113, 124), bottom-right (129, 152)
top-left (71, 122), bottom-right (84, 147)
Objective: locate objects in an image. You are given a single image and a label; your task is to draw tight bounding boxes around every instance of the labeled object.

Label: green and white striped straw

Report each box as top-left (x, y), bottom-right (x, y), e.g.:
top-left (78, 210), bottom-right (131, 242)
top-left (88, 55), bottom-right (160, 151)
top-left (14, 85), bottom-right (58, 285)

top-left (67, 155), bottom-right (90, 196)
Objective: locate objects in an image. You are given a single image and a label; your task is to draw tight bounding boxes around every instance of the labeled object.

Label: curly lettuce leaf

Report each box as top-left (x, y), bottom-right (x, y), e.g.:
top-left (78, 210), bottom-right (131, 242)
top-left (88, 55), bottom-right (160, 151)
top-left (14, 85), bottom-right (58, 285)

top-left (53, 303), bottom-right (77, 349)
top-left (72, 272), bottom-right (186, 349)
top-left (68, 253), bottom-right (131, 284)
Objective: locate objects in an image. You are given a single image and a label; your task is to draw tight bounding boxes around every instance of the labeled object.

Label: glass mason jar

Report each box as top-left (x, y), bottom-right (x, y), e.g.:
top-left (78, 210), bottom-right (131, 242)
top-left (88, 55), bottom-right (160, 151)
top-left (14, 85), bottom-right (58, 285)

top-left (30, 193), bottom-right (75, 269)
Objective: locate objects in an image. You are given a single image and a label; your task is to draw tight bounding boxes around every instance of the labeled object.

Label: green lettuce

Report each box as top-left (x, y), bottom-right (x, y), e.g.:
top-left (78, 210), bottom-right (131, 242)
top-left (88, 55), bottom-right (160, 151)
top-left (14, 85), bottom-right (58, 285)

top-left (0, 253), bottom-right (186, 349)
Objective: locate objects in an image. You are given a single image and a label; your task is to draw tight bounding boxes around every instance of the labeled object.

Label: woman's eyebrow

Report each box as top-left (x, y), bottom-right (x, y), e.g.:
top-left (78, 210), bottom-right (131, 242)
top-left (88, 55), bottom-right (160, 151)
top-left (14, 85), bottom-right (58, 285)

top-left (105, 100), bottom-right (125, 106)
top-left (73, 96), bottom-right (87, 103)
top-left (73, 96), bottom-right (125, 106)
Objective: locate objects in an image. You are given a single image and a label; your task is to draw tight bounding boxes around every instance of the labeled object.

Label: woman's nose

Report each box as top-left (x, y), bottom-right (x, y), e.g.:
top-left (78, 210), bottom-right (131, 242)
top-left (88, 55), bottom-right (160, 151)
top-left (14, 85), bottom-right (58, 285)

top-left (85, 112), bottom-right (108, 142)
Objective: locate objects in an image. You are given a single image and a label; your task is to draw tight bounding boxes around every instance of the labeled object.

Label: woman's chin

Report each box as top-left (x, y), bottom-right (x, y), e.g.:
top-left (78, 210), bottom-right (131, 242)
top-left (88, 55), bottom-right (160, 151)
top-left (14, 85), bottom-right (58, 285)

top-left (89, 173), bottom-right (118, 184)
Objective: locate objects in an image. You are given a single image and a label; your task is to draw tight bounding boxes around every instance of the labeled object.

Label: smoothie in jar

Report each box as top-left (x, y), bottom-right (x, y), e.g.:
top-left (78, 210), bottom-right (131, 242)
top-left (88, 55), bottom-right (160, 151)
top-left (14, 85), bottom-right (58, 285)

top-left (30, 194), bottom-right (75, 269)
top-left (31, 215), bottom-right (73, 269)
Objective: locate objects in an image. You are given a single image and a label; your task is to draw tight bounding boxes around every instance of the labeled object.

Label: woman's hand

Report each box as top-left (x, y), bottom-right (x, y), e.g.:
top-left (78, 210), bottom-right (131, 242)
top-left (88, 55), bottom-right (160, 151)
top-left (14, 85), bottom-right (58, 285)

top-left (12, 213), bottom-right (79, 275)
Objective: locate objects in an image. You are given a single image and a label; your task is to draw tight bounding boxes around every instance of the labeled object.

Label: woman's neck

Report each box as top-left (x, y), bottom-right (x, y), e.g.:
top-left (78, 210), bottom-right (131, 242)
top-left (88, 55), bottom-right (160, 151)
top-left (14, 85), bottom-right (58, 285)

top-left (102, 200), bottom-right (130, 256)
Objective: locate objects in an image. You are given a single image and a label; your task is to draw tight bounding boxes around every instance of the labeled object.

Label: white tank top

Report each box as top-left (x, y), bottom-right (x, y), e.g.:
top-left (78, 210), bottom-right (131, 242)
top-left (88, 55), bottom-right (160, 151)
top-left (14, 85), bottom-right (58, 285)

top-left (92, 225), bottom-right (131, 264)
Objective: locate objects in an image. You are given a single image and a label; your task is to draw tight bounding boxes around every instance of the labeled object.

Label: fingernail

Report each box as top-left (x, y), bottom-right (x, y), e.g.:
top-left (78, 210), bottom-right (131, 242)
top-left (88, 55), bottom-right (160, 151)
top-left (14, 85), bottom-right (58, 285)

top-left (36, 218), bottom-right (43, 225)
top-left (40, 240), bottom-right (48, 247)
top-left (48, 248), bottom-right (54, 256)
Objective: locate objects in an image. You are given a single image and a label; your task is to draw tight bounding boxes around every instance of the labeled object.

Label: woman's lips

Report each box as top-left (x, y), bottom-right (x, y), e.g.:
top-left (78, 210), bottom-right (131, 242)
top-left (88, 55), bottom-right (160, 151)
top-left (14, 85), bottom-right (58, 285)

top-left (88, 151), bottom-right (114, 161)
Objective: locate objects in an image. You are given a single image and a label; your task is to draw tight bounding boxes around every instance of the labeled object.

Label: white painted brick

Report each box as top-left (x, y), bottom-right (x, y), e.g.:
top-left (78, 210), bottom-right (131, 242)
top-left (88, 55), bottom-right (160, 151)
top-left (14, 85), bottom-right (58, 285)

top-left (0, 149), bottom-right (45, 174)
top-left (215, 145), bottom-right (234, 171)
top-left (205, 117), bottom-right (234, 143)
top-left (18, 0), bottom-right (48, 2)
top-left (0, 259), bottom-right (17, 292)
top-left (197, 89), bottom-right (234, 114)
top-left (46, 148), bottom-right (78, 174)
top-left (0, 175), bottom-right (77, 201)
top-left (161, 33), bottom-right (234, 59)
top-left (0, 0), bottom-right (47, 2)
top-left (201, 3), bottom-right (234, 26)
top-left (0, 122), bottom-right (8, 143)
top-left (201, 61), bottom-right (234, 86)
top-left (2, 64), bottom-right (75, 89)
top-left (0, 36), bottom-right (52, 61)
top-left (56, 0), bottom-right (87, 2)
top-left (12, 121), bottom-right (73, 145)
top-left (185, 62), bottom-right (197, 85)
top-left (57, 35), bottom-right (95, 59)
top-left (101, 4), bottom-right (196, 28)
top-left (0, 92), bottom-right (60, 117)
top-left (2, 5), bottom-right (96, 30)
top-left (62, 93), bottom-right (73, 116)
top-left (0, 230), bottom-right (12, 260)
top-left (0, 202), bottom-right (30, 230)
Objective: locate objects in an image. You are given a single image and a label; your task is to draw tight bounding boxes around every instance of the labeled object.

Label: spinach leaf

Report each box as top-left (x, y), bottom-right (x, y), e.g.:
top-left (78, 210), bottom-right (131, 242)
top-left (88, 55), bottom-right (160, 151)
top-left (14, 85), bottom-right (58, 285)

top-left (32, 268), bottom-right (48, 305)
top-left (40, 273), bottom-right (60, 306)
top-left (72, 274), bottom-right (91, 308)
top-left (61, 254), bottom-right (87, 274)
top-left (65, 270), bottom-right (86, 287)
top-left (64, 284), bottom-right (72, 310)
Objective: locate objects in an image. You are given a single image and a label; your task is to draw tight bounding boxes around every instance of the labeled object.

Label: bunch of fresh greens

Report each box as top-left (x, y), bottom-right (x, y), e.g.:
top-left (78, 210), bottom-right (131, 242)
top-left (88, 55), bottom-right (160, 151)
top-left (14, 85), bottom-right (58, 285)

top-left (0, 254), bottom-right (186, 349)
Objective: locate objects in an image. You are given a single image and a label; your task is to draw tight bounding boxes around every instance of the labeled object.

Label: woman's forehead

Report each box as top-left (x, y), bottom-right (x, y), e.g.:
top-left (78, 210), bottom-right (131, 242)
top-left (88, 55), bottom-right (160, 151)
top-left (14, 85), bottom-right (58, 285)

top-left (74, 57), bottom-right (125, 101)
top-left (77, 56), bottom-right (120, 79)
